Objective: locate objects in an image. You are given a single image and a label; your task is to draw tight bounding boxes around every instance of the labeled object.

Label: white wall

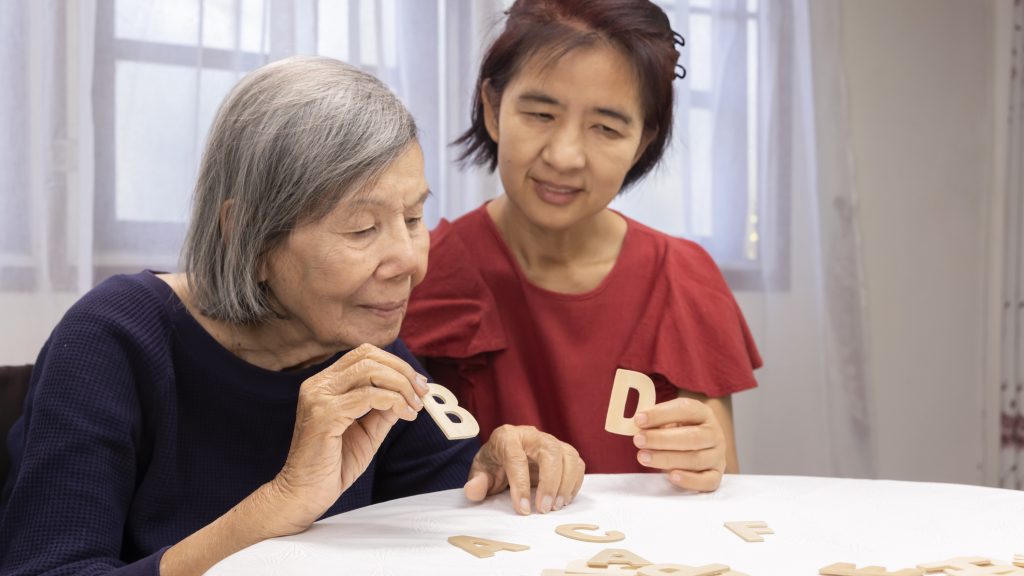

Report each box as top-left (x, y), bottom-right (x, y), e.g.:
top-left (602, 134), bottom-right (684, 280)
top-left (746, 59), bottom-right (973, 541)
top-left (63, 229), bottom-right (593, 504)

top-left (842, 0), bottom-right (1000, 484)
top-left (0, 293), bottom-right (78, 365)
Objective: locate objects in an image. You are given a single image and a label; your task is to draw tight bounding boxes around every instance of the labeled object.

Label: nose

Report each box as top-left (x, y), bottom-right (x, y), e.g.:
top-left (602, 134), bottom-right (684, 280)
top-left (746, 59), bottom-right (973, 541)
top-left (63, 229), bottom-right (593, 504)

top-left (541, 122), bottom-right (586, 172)
top-left (376, 222), bottom-right (421, 280)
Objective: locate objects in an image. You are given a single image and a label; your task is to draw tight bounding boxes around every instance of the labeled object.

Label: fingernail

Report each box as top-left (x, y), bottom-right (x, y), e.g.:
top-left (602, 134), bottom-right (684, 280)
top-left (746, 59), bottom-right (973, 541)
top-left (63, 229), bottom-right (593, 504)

top-left (519, 498), bottom-right (531, 515)
top-left (541, 495), bottom-right (552, 514)
top-left (414, 374), bottom-right (429, 393)
top-left (555, 496), bottom-right (565, 510)
top-left (405, 405), bottom-right (418, 418)
top-left (634, 434), bottom-right (646, 447)
top-left (638, 451), bottom-right (652, 465)
top-left (635, 412), bottom-right (648, 426)
top-left (411, 394), bottom-right (423, 409)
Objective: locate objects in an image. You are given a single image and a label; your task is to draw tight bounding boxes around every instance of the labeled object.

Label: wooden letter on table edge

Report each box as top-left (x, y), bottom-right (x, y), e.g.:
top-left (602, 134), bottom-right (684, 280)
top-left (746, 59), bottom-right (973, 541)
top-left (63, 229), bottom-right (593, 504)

top-left (446, 535), bottom-right (528, 558)
top-left (819, 562), bottom-right (924, 576)
top-left (639, 563), bottom-right (749, 576)
top-left (586, 548), bottom-right (651, 569)
top-left (605, 369), bottom-right (656, 435)
top-left (565, 559), bottom-right (651, 575)
top-left (555, 523), bottom-right (625, 543)
top-left (423, 383), bottom-right (480, 439)
top-left (723, 521), bottom-right (773, 543)
top-left (917, 557), bottom-right (1018, 573)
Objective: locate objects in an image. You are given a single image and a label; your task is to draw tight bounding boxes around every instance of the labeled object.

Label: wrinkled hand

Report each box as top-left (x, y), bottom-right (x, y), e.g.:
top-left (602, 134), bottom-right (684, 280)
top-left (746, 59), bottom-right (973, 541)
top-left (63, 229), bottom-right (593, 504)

top-left (633, 397), bottom-right (727, 492)
top-left (268, 344), bottom-right (427, 535)
top-left (463, 424), bottom-right (585, 515)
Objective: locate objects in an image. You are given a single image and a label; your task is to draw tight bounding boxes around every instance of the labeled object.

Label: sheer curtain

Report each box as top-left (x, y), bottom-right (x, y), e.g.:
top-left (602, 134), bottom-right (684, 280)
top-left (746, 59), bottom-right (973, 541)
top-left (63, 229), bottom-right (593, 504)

top-left (999, 0), bottom-right (1024, 491)
top-left (0, 0), bottom-right (874, 478)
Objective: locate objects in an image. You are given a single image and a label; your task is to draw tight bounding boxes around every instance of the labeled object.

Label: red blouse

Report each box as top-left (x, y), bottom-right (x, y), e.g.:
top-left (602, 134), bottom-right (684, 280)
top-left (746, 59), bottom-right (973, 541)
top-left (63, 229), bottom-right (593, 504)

top-left (401, 205), bottom-right (762, 473)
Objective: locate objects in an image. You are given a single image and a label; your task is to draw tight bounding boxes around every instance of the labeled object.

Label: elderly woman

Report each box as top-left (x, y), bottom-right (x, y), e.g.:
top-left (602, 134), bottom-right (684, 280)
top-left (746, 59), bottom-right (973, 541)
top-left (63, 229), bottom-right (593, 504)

top-left (0, 57), bottom-right (584, 576)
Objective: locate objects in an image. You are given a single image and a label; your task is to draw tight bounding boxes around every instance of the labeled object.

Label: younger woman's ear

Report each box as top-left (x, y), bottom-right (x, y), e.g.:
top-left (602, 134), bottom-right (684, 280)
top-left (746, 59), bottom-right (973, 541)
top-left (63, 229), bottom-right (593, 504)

top-left (481, 79), bottom-right (500, 143)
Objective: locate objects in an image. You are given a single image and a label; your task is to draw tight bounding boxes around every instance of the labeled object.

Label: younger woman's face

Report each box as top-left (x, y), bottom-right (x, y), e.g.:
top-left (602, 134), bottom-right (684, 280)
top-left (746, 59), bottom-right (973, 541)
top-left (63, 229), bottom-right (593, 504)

top-left (483, 43), bottom-right (648, 231)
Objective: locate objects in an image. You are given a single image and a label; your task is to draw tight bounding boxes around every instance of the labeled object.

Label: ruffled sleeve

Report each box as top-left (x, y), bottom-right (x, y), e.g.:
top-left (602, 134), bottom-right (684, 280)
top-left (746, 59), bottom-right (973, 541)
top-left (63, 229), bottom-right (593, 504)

top-left (401, 219), bottom-right (508, 359)
top-left (619, 238), bottom-right (762, 398)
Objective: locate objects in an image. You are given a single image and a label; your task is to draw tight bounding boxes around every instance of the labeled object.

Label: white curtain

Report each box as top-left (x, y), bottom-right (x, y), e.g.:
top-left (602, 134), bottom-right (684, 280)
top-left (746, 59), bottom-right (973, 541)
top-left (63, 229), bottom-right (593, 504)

top-left (999, 0), bottom-right (1024, 491)
top-left (0, 0), bottom-right (874, 478)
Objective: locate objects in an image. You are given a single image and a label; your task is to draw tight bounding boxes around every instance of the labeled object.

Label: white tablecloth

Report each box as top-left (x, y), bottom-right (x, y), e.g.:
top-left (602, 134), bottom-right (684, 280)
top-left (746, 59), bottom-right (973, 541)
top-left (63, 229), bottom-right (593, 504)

top-left (208, 474), bottom-right (1024, 575)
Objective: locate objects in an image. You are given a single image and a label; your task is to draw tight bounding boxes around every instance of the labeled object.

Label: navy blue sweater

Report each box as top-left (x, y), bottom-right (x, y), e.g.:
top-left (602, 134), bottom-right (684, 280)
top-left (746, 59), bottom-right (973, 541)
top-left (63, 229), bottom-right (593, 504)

top-left (0, 271), bottom-right (478, 575)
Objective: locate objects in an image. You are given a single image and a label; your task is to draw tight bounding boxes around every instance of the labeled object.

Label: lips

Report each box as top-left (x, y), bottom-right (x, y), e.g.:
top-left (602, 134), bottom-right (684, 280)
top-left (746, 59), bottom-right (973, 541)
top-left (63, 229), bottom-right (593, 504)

top-left (361, 301), bottom-right (405, 313)
top-left (532, 178), bottom-right (583, 206)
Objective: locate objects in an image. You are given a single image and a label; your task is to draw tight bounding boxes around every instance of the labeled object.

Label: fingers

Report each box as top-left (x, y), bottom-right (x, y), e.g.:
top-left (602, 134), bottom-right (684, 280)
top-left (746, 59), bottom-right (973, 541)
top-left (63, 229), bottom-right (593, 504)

top-left (303, 344), bottom-right (428, 419)
top-left (332, 385), bottom-right (418, 423)
top-left (631, 398), bottom-right (726, 493)
top-left (497, 432), bottom-right (534, 515)
top-left (522, 432), bottom-right (564, 514)
top-left (666, 468), bottom-right (724, 492)
top-left (517, 429), bottom-right (585, 513)
top-left (462, 473), bottom-right (491, 502)
top-left (633, 425), bottom-right (717, 452)
top-left (557, 449), bottom-right (585, 510)
top-left (636, 446), bottom-right (723, 472)
top-left (476, 425), bottom-right (586, 515)
top-left (634, 397), bottom-right (710, 429)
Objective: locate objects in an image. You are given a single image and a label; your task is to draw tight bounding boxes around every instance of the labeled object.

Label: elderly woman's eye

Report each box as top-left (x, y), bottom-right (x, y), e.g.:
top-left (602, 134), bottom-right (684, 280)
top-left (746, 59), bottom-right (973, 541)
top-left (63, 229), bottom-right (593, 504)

top-left (351, 226), bottom-right (376, 237)
top-left (405, 216), bottom-right (423, 227)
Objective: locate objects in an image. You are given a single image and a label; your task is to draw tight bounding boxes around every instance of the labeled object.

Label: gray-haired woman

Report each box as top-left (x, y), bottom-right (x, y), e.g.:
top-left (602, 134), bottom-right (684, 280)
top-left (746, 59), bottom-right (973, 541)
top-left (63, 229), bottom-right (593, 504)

top-left (0, 56), bottom-right (584, 576)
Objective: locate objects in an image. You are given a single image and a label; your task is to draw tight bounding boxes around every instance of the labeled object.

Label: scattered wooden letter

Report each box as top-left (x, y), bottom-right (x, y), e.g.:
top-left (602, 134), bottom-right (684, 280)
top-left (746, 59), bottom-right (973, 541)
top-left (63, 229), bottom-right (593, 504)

top-left (605, 369), bottom-right (656, 435)
top-left (917, 557), bottom-right (1024, 575)
top-left (555, 523), bottom-right (626, 543)
top-left (723, 521), bottom-right (774, 543)
top-left (586, 548), bottom-right (651, 569)
top-left (446, 535), bottom-right (528, 558)
top-left (819, 562), bottom-right (924, 576)
top-left (638, 563), bottom-right (749, 576)
top-left (423, 383), bottom-right (480, 439)
top-left (564, 559), bottom-right (651, 574)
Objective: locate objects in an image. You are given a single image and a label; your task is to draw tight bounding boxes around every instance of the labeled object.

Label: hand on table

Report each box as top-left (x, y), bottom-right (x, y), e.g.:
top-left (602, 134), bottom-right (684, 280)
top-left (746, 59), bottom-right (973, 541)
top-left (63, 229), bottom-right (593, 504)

top-left (633, 397), bottom-right (729, 492)
top-left (463, 424), bottom-right (585, 515)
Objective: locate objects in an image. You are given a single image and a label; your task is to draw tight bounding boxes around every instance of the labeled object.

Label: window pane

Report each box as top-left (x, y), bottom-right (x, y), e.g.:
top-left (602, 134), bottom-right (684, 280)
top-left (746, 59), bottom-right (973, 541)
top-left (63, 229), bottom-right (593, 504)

top-left (610, 142), bottom-right (688, 238)
top-left (239, 0), bottom-right (268, 53)
top-left (358, 0), bottom-right (378, 66)
top-left (689, 107), bottom-right (713, 237)
top-left (688, 12), bottom-right (711, 92)
top-left (115, 61), bottom-right (238, 223)
top-left (115, 0), bottom-right (199, 46)
top-left (318, 0), bottom-right (350, 60)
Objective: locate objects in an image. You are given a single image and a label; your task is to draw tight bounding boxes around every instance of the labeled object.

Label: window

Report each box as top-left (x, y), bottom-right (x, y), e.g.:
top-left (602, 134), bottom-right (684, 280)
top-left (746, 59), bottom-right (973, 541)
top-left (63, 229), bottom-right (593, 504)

top-left (611, 0), bottom-right (787, 290)
top-left (93, 0), bottom-right (391, 280)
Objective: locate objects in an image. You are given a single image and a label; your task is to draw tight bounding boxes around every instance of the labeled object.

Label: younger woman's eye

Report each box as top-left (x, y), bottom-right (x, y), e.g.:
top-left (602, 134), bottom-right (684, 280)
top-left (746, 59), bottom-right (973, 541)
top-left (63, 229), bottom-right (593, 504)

top-left (529, 112), bottom-right (554, 121)
top-left (596, 124), bottom-right (621, 137)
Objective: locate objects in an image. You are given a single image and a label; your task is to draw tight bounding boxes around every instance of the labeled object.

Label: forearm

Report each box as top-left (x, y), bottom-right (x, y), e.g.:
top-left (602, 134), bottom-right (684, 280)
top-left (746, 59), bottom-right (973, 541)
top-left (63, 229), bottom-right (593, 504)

top-left (159, 482), bottom-right (296, 576)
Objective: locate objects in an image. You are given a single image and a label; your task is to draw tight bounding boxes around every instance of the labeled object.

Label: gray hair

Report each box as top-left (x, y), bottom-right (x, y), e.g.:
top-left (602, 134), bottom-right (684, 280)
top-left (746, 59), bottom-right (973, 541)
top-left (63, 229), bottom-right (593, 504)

top-left (181, 56), bottom-right (418, 325)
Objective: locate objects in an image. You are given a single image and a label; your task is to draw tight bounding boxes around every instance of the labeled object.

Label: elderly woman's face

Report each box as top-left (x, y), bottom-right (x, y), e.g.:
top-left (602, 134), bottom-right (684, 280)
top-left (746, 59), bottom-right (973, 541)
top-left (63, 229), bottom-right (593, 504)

top-left (262, 143), bottom-right (430, 349)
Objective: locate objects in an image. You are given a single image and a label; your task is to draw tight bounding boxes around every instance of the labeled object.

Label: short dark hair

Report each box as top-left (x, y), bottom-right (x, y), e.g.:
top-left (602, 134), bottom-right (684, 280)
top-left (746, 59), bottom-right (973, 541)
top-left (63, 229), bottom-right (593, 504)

top-left (455, 0), bottom-right (680, 190)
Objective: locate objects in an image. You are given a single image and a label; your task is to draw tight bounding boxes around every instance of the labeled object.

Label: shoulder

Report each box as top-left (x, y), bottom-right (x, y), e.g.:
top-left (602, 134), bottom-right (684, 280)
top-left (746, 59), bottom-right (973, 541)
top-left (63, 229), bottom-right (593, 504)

top-left (41, 271), bottom-right (178, 380)
top-left (623, 216), bottom-right (733, 295)
top-left (402, 206), bottom-right (507, 358)
top-left (58, 272), bottom-right (174, 343)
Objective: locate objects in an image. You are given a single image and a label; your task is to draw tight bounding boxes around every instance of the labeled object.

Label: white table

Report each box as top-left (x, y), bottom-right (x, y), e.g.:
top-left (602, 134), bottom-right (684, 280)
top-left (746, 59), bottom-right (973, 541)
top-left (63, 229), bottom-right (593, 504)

top-left (208, 474), bottom-right (1024, 575)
